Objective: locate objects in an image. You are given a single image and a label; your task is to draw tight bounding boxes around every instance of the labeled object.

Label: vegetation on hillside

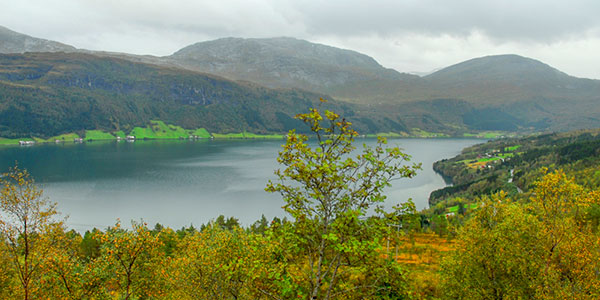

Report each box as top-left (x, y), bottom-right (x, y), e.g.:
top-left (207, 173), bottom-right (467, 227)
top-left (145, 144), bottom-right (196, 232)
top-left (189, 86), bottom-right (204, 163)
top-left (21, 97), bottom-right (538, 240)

top-left (2, 108), bottom-right (600, 299)
top-left (0, 52), bottom-right (429, 140)
top-left (430, 129), bottom-right (600, 208)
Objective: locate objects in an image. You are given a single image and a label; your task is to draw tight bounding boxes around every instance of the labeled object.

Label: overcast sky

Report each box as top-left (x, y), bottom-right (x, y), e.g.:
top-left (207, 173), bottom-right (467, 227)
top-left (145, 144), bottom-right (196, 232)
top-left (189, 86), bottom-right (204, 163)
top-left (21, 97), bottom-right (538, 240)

top-left (2, 0), bottom-right (599, 78)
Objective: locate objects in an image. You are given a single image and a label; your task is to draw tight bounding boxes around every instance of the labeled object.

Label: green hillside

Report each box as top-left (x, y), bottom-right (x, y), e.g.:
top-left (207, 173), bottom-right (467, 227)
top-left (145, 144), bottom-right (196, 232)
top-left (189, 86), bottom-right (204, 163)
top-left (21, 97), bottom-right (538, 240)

top-left (0, 52), bottom-right (416, 139)
top-left (3, 38), bottom-right (600, 137)
top-left (430, 128), bottom-right (600, 207)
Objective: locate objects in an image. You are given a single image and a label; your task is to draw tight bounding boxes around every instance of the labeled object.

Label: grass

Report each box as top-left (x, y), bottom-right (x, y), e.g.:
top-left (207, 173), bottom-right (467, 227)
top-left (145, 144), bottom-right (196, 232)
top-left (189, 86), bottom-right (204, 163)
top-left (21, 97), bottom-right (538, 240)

top-left (0, 120), bottom-right (283, 144)
top-left (0, 138), bottom-right (22, 145)
top-left (130, 121), bottom-right (211, 139)
top-left (476, 153), bottom-right (514, 163)
top-left (33, 133), bottom-right (79, 143)
top-left (188, 128), bottom-right (211, 139)
top-left (447, 203), bottom-right (478, 213)
top-left (477, 157), bottom-right (502, 163)
top-left (505, 145), bottom-right (521, 152)
top-left (4, 134), bottom-right (80, 144)
top-left (85, 130), bottom-right (116, 141)
top-left (411, 128), bottom-right (449, 138)
top-left (51, 133), bottom-right (81, 142)
top-left (113, 131), bottom-right (126, 139)
top-left (365, 132), bottom-right (406, 138)
top-left (212, 132), bottom-right (284, 139)
top-left (463, 131), bottom-right (509, 139)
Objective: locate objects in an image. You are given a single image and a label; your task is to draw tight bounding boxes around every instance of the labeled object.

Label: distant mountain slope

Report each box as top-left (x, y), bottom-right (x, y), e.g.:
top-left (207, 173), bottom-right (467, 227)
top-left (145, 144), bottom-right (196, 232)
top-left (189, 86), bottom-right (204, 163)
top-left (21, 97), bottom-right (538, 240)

top-left (167, 37), bottom-right (418, 97)
top-left (2, 25), bottom-right (600, 134)
top-left (425, 54), bottom-right (600, 104)
top-left (0, 52), bottom-right (408, 138)
top-left (165, 40), bottom-right (600, 132)
top-left (0, 26), bottom-right (76, 53)
top-left (422, 55), bottom-right (600, 131)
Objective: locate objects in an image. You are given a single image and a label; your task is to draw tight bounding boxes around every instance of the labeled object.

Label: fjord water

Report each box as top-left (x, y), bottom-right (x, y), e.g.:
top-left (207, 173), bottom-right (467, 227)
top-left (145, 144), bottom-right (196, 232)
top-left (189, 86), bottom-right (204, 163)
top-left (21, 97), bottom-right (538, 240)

top-left (0, 138), bottom-right (481, 231)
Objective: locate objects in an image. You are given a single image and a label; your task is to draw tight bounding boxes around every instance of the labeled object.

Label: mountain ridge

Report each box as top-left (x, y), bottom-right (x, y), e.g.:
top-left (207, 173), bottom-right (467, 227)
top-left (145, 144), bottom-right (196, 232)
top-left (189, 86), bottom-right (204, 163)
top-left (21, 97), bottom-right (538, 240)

top-left (0, 25), bottom-right (76, 54)
top-left (2, 25), bottom-right (600, 135)
top-left (0, 52), bottom-right (414, 138)
top-left (166, 36), bottom-right (417, 95)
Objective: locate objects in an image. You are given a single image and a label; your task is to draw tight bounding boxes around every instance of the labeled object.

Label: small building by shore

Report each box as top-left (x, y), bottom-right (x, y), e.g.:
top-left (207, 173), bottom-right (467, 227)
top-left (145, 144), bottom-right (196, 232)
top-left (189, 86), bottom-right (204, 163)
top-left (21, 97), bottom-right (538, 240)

top-left (19, 140), bottom-right (35, 146)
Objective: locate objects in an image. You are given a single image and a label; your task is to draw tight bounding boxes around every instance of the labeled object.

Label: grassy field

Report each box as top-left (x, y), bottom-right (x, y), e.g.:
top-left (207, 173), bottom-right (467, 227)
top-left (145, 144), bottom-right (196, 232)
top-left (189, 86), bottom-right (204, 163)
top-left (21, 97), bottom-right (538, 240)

top-left (1, 133), bottom-right (80, 145)
top-left (113, 131), bottom-right (127, 139)
top-left (50, 133), bottom-right (81, 142)
top-left (476, 153), bottom-right (514, 163)
top-left (447, 203), bottom-right (478, 213)
top-left (0, 138), bottom-right (23, 145)
top-left (463, 131), bottom-right (511, 139)
top-left (85, 130), bottom-right (116, 141)
top-left (1, 120), bottom-right (287, 144)
top-left (130, 121), bottom-right (211, 139)
top-left (212, 132), bottom-right (284, 139)
top-left (365, 132), bottom-right (407, 138)
top-left (188, 128), bottom-right (211, 138)
top-left (411, 128), bottom-right (450, 138)
top-left (504, 145), bottom-right (521, 152)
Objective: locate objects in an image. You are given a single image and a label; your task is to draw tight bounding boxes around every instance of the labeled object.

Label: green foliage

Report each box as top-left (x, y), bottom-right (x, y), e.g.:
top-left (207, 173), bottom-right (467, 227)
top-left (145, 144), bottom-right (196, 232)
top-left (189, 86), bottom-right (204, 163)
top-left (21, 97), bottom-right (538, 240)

top-left (430, 129), bottom-right (600, 206)
top-left (441, 193), bottom-right (545, 299)
top-left (173, 225), bottom-right (286, 299)
top-left (0, 52), bottom-right (416, 139)
top-left (212, 132), bottom-right (284, 139)
top-left (113, 130), bottom-right (127, 139)
top-left (441, 171), bottom-right (600, 299)
top-left (266, 105), bottom-right (420, 299)
top-left (97, 221), bottom-right (168, 299)
top-left (410, 128), bottom-right (450, 138)
top-left (0, 166), bottom-right (61, 300)
top-left (84, 130), bottom-right (115, 141)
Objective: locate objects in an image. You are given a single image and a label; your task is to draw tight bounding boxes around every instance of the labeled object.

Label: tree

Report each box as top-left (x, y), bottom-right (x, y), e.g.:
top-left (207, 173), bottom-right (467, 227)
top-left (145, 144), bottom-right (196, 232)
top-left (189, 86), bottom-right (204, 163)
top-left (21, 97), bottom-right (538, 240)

top-left (266, 104), bottom-right (420, 299)
top-left (530, 169), bottom-right (600, 299)
top-left (97, 221), bottom-right (167, 299)
top-left (40, 228), bottom-right (106, 300)
top-left (441, 193), bottom-right (545, 299)
top-left (173, 224), bottom-right (288, 300)
top-left (441, 171), bottom-right (600, 299)
top-left (0, 166), bottom-right (61, 300)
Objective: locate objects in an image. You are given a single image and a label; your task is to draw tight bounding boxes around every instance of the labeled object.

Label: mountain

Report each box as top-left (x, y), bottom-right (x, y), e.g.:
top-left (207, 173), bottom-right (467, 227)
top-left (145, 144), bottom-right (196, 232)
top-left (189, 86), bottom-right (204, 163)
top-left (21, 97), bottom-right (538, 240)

top-left (166, 37), bottom-right (418, 100)
top-left (2, 25), bottom-right (600, 135)
top-left (0, 26), bottom-right (76, 53)
top-left (165, 39), bottom-right (600, 132)
top-left (425, 54), bottom-right (600, 104)
top-left (0, 52), bottom-right (408, 138)
top-left (423, 55), bottom-right (600, 131)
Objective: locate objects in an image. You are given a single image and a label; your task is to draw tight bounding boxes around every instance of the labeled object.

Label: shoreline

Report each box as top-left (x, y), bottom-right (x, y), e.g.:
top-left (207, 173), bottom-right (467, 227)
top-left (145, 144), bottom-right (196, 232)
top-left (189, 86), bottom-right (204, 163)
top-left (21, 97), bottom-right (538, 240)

top-left (0, 134), bottom-right (490, 148)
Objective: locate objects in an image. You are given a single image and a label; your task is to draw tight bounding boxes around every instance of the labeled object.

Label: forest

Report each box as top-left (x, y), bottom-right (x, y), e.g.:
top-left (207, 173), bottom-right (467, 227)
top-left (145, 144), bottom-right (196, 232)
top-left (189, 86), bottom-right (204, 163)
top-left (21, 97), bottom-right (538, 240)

top-left (1, 107), bottom-right (600, 299)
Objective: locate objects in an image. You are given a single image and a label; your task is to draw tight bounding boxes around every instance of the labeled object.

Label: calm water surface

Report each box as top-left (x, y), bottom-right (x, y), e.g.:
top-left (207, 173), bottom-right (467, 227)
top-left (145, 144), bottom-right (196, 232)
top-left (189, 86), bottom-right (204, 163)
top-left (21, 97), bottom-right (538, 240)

top-left (0, 138), bottom-right (482, 231)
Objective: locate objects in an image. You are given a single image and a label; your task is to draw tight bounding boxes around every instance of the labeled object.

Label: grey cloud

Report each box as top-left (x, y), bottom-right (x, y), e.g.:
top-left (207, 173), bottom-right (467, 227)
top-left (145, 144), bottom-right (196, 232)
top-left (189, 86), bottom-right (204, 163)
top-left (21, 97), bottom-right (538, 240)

top-left (4, 0), bottom-right (599, 44)
top-left (282, 0), bottom-right (600, 42)
top-left (1, 0), bottom-right (600, 78)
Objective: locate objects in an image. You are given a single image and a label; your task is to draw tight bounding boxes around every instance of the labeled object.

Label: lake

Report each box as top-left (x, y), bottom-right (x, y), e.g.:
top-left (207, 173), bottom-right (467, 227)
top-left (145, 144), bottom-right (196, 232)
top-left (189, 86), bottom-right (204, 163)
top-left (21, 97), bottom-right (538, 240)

top-left (0, 138), bottom-right (482, 231)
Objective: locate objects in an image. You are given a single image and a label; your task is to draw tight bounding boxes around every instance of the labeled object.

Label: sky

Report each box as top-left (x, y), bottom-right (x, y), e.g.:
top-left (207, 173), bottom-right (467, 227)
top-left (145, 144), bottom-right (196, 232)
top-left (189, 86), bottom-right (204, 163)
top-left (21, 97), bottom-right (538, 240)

top-left (2, 0), bottom-right (600, 79)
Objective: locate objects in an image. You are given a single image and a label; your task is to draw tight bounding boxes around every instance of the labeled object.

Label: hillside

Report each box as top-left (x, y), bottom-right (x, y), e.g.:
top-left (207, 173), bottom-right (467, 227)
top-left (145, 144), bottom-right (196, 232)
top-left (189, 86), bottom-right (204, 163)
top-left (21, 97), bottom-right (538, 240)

top-left (425, 54), bottom-right (600, 105)
top-left (0, 52), bottom-right (412, 138)
top-left (165, 39), bottom-right (600, 132)
top-left (0, 25), bottom-right (76, 53)
top-left (2, 26), bottom-right (600, 135)
top-left (166, 37), bottom-right (418, 96)
top-left (429, 128), bottom-right (600, 207)
top-left (420, 55), bottom-right (600, 131)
